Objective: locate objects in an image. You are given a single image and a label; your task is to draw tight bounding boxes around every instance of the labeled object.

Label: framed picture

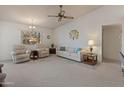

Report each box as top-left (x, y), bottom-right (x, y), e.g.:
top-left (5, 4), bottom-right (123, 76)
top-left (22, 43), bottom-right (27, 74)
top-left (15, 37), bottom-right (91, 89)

top-left (21, 31), bottom-right (41, 45)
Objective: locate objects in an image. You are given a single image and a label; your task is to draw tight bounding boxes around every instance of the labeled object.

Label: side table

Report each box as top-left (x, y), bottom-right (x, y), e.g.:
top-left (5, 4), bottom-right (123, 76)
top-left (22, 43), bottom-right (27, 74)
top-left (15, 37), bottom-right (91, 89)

top-left (83, 53), bottom-right (97, 65)
top-left (49, 48), bottom-right (56, 54)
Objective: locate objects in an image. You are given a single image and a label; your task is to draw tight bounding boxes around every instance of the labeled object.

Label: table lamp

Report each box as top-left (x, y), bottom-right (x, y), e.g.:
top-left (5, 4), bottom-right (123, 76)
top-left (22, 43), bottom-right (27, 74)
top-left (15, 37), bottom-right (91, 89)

top-left (88, 40), bottom-right (95, 53)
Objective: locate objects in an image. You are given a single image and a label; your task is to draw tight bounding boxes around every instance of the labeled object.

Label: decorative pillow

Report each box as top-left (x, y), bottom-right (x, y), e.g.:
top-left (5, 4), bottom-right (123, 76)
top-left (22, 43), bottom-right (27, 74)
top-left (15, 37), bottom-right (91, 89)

top-left (60, 47), bottom-right (66, 51)
top-left (75, 48), bottom-right (81, 53)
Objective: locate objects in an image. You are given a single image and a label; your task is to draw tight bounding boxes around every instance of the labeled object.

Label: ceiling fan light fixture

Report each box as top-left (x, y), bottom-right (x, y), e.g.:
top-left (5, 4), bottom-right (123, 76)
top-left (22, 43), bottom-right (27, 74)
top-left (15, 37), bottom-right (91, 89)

top-left (28, 19), bottom-right (36, 30)
top-left (33, 26), bottom-right (36, 29)
top-left (48, 5), bottom-right (74, 22)
top-left (29, 25), bottom-right (32, 29)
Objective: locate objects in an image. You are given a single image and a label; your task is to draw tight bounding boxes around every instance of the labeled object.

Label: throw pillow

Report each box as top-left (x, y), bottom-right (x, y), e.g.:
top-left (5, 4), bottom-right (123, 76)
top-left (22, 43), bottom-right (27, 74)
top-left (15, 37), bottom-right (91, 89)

top-left (75, 48), bottom-right (81, 53)
top-left (60, 47), bottom-right (66, 51)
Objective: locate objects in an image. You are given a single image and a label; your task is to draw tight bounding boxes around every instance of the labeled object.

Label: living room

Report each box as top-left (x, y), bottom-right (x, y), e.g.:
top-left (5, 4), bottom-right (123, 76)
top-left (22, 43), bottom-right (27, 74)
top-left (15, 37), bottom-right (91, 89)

top-left (0, 5), bottom-right (124, 87)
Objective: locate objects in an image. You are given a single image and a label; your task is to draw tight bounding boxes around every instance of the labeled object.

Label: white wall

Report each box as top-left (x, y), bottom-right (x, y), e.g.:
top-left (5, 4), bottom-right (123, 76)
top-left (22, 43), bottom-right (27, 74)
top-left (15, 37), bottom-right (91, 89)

top-left (0, 21), bottom-right (53, 61)
top-left (122, 22), bottom-right (124, 54)
top-left (102, 25), bottom-right (122, 61)
top-left (53, 6), bottom-right (124, 62)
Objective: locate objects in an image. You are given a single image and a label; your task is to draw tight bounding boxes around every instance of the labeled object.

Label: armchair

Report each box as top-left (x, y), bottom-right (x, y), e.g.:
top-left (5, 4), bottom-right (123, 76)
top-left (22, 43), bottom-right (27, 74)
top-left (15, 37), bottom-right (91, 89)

top-left (0, 64), bottom-right (6, 87)
top-left (0, 64), bottom-right (3, 73)
top-left (120, 52), bottom-right (124, 73)
top-left (0, 73), bottom-right (6, 87)
top-left (11, 44), bottom-right (30, 63)
top-left (35, 44), bottom-right (49, 58)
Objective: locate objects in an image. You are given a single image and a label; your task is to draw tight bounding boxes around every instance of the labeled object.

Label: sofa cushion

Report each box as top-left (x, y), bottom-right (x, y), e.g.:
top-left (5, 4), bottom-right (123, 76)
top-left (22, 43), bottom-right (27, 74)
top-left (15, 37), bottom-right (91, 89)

top-left (15, 54), bottom-right (29, 60)
top-left (14, 45), bottom-right (25, 50)
top-left (71, 53), bottom-right (80, 57)
top-left (37, 48), bottom-right (49, 51)
top-left (44, 48), bottom-right (49, 51)
top-left (67, 47), bottom-right (75, 53)
top-left (41, 51), bottom-right (49, 54)
top-left (15, 50), bottom-right (26, 55)
top-left (56, 51), bottom-right (63, 54)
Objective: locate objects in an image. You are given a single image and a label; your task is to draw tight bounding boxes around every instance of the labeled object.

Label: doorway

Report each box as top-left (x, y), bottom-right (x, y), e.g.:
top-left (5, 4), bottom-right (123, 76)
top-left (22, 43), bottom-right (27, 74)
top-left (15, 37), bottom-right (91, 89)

top-left (102, 24), bottom-right (122, 63)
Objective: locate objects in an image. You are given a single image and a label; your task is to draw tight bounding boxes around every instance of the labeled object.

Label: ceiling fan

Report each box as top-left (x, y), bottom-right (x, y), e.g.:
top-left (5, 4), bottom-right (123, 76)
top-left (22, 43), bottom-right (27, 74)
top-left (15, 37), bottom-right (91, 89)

top-left (48, 5), bottom-right (74, 22)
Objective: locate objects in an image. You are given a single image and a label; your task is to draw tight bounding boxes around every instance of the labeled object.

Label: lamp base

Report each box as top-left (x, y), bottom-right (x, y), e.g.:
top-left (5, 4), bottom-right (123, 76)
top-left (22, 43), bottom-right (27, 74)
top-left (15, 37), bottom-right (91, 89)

top-left (90, 47), bottom-right (93, 53)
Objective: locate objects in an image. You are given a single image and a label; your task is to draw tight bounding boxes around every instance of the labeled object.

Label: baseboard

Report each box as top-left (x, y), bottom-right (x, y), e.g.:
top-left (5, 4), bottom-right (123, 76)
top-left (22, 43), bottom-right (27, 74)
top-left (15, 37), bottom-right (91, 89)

top-left (103, 58), bottom-right (120, 62)
top-left (0, 59), bottom-right (12, 62)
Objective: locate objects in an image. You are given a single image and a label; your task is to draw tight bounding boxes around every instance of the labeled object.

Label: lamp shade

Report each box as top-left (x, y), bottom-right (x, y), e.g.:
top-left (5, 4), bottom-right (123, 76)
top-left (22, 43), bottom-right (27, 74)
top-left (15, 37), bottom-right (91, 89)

top-left (88, 40), bottom-right (94, 46)
top-left (29, 25), bottom-right (32, 29)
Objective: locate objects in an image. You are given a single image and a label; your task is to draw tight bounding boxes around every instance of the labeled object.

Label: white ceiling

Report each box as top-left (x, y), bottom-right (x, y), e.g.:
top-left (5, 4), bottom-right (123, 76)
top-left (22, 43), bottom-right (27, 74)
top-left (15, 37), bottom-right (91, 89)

top-left (0, 5), bottom-right (102, 29)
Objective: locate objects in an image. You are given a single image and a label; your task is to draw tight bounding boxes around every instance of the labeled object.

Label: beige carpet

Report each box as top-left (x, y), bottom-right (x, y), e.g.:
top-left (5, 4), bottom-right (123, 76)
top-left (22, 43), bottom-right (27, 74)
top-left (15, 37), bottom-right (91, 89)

top-left (1, 55), bottom-right (124, 87)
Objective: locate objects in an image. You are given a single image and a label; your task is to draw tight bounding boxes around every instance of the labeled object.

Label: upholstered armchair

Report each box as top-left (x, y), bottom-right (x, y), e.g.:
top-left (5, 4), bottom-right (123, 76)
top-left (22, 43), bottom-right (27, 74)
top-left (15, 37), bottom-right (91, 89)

top-left (11, 45), bottom-right (30, 63)
top-left (0, 73), bottom-right (6, 87)
top-left (35, 44), bottom-right (49, 58)
top-left (0, 64), bottom-right (6, 87)
top-left (120, 52), bottom-right (124, 73)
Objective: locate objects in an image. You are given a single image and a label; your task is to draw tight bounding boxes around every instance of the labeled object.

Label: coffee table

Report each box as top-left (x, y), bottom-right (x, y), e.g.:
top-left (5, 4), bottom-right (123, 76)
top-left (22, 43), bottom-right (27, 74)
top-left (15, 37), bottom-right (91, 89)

top-left (30, 50), bottom-right (39, 60)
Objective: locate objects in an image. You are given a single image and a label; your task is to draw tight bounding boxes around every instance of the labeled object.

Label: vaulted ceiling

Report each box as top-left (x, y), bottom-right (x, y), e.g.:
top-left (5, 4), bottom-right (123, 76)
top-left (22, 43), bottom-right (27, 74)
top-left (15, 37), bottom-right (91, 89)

top-left (0, 5), bottom-right (102, 29)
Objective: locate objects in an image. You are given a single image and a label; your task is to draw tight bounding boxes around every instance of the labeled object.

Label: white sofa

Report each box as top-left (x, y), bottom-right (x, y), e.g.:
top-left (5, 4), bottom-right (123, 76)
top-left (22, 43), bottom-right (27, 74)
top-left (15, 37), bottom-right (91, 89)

top-left (56, 47), bottom-right (87, 62)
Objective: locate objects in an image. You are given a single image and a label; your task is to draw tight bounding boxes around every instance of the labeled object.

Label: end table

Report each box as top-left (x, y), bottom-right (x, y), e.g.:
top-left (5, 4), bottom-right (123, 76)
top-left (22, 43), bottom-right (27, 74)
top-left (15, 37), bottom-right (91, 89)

top-left (49, 48), bottom-right (56, 54)
top-left (83, 53), bottom-right (97, 65)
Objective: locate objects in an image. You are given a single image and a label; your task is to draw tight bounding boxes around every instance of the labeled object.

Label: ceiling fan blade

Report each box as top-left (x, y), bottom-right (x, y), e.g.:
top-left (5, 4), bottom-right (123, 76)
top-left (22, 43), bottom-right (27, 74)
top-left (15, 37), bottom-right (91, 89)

top-left (48, 5), bottom-right (74, 22)
top-left (61, 10), bottom-right (65, 16)
top-left (63, 16), bottom-right (74, 19)
top-left (48, 15), bottom-right (59, 17)
top-left (59, 5), bottom-right (63, 12)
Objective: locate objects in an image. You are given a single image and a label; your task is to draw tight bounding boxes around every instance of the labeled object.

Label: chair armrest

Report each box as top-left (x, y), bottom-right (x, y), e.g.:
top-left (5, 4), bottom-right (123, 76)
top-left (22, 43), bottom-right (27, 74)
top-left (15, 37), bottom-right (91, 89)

top-left (11, 51), bottom-right (16, 55)
top-left (26, 50), bottom-right (30, 54)
top-left (0, 73), bottom-right (6, 82)
top-left (120, 52), bottom-right (124, 68)
top-left (45, 48), bottom-right (49, 51)
top-left (0, 64), bottom-right (3, 68)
